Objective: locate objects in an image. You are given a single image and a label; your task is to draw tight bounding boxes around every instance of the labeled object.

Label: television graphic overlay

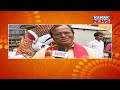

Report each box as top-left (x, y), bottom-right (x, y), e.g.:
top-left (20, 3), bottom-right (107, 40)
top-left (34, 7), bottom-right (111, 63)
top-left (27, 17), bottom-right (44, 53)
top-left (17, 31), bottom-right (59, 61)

top-left (0, 11), bottom-right (120, 79)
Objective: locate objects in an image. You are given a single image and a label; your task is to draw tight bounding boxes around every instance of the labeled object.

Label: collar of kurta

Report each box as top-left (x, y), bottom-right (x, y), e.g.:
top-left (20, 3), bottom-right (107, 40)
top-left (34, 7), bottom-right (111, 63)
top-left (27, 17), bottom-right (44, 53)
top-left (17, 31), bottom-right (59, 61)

top-left (94, 39), bottom-right (103, 43)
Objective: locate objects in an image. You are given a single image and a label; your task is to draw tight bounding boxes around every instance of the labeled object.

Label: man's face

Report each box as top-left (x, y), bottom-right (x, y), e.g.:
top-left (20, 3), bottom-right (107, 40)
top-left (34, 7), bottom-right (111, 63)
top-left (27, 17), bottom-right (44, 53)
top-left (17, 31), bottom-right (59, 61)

top-left (51, 25), bottom-right (74, 46)
top-left (95, 34), bottom-right (103, 41)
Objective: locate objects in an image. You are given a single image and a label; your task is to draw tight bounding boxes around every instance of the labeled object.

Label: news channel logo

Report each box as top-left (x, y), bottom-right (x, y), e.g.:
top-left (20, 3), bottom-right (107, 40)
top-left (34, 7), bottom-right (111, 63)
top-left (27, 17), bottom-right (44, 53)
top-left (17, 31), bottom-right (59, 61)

top-left (93, 16), bottom-right (110, 24)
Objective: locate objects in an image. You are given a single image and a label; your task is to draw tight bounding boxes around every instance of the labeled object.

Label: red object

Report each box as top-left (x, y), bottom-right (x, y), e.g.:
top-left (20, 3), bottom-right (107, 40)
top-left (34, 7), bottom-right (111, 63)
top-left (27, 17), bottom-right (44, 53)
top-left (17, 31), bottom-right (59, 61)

top-left (105, 43), bottom-right (112, 51)
top-left (74, 42), bottom-right (89, 58)
top-left (25, 32), bottom-right (35, 42)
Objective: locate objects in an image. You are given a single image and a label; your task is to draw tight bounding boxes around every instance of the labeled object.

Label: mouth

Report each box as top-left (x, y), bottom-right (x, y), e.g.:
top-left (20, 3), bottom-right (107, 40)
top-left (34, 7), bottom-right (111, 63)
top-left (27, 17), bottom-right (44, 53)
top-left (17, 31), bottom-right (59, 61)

top-left (60, 38), bottom-right (69, 42)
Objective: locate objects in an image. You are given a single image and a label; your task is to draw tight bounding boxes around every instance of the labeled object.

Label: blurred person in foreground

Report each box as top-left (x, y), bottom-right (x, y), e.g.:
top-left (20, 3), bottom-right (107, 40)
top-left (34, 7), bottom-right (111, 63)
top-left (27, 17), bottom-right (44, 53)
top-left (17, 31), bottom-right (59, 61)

top-left (32, 25), bottom-right (99, 59)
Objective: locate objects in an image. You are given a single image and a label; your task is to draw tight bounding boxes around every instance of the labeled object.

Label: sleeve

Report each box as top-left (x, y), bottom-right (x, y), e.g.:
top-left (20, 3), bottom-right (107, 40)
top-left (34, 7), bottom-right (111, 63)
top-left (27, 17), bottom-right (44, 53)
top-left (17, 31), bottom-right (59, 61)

top-left (32, 46), bottom-right (48, 59)
top-left (16, 38), bottom-right (36, 57)
top-left (88, 42), bottom-right (93, 49)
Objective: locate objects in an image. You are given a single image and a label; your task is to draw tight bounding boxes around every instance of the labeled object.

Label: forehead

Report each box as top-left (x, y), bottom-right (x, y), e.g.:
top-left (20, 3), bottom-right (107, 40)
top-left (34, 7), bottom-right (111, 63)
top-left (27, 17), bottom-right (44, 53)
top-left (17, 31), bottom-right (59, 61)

top-left (53, 25), bottom-right (71, 32)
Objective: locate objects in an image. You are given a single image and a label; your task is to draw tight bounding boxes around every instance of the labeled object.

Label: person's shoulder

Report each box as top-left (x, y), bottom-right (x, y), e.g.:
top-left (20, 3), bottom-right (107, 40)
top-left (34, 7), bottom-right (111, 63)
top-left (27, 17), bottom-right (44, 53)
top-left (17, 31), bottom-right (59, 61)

top-left (88, 40), bottom-right (95, 44)
top-left (106, 43), bottom-right (112, 48)
top-left (108, 43), bottom-right (111, 46)
top-left (32, 46), bottom-right (49, 59)
top-left (91, 40), bottom-right (95, 42)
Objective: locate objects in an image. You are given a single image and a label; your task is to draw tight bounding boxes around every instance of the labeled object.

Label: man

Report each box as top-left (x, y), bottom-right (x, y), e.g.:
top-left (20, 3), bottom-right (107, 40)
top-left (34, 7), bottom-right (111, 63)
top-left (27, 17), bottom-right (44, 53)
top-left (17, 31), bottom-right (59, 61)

top-left (32, 25), bottom-right (99, 59)
top-left (88, 32), bottom-right (104, 58)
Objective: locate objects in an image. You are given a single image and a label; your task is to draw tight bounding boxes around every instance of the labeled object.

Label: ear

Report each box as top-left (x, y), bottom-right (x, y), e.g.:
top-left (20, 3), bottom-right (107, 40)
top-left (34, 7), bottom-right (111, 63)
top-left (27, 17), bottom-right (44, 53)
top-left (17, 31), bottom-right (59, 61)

top-left (94, 36), bottom-right (97, 38)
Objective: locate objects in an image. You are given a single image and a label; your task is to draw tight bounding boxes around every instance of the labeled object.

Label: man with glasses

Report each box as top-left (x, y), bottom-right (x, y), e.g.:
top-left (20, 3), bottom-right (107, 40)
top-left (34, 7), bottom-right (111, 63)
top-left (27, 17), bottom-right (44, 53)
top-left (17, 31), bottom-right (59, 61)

top-left (32, 25), bottom-right (98, 59)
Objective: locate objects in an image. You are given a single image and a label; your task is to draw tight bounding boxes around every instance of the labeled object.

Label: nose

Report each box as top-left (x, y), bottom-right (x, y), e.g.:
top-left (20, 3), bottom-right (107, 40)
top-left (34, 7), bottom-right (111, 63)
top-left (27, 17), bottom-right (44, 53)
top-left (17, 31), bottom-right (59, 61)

top-left (61, 33), bottom-right (66, 37)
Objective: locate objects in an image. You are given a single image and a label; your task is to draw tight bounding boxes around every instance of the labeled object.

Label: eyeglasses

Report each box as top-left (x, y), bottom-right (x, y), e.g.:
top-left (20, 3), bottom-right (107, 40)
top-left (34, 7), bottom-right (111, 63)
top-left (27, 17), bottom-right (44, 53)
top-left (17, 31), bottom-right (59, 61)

top-left (53, 32), bottom-right (72, 37)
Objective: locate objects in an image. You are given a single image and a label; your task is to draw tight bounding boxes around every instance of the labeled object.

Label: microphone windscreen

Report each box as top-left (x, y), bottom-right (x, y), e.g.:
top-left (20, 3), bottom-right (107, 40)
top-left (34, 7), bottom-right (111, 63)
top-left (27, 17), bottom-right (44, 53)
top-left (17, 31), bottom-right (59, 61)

top-left (58, 46), bottom-right (65, 51)
top-left (55, 46), bottom-right (65, 58)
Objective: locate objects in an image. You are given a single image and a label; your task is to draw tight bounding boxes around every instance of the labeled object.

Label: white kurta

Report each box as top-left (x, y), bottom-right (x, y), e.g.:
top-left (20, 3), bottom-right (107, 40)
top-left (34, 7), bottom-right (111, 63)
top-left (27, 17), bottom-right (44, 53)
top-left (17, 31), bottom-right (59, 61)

top-left (88, 39), bottom-right (104, 58)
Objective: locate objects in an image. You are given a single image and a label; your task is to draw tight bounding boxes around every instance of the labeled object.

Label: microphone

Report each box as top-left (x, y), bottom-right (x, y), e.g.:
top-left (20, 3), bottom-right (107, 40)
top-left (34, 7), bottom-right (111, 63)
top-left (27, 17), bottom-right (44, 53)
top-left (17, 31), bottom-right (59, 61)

top-left (58, 46), bottom-right (65, 51)
top-left (52, 46), bottom-right (68, 58)
top-left (55, 46), bottom-right (65, 58)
